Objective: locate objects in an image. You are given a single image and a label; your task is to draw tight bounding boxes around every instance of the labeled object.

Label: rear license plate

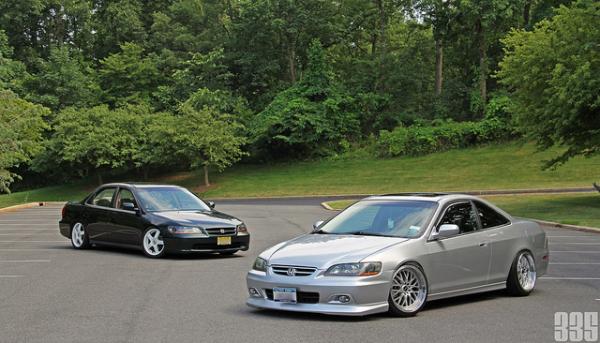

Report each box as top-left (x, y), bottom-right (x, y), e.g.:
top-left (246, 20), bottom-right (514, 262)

top-left (217, 236), bottom-right (231, 245)
top-left (273, 287), bottom-right (297, 303)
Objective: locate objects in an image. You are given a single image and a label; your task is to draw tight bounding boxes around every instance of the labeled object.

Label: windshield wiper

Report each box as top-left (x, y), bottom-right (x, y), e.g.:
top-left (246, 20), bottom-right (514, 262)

top-left (312, 229), bottom-right (329, 234)
top-left (346, 231), bottom-right (392, 237)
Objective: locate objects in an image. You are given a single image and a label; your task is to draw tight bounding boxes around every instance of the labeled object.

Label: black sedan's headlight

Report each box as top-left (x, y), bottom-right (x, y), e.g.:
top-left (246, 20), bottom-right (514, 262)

top-left (167, 226), bottom-right (208, 237)
top-left (237, 223), bottom-right (248, 235)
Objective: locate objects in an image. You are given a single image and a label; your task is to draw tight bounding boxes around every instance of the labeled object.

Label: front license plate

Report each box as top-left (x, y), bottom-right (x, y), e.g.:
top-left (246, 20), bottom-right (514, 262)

top-left (272, 287), bottom-right (297, 303)
top-left (217, 236), bottom-right (231, 245)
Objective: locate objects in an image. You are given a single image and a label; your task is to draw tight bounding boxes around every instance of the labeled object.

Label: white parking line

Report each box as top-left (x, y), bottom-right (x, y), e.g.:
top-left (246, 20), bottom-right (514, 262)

top-left (550, 262), bottom-right (600, 265)
top-left (0, 275), bottom-right (24, 278)
top-left (0, 240), bottom-right (66, 243)
top-left (0, 259), bottom-right (50, 263)
top-left (547, 236), bottom-right (600, 238)
top-left (0, 233), bottom-right (57, 235)
top-left (0, 249), bottom-right (66, 251)
top-left (549, 243), bottom-right (600, 245)
top-left (0, 224), bottom-right (56, 226)
top-left (540, 277), bottom-right (600, 280)
top-left (550, 251), bottom-right (600, 253)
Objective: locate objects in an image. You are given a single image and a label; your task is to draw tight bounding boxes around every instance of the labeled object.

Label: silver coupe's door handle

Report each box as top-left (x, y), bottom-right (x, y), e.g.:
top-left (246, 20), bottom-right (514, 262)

top-left (479, 242), bottom-right (488, 247)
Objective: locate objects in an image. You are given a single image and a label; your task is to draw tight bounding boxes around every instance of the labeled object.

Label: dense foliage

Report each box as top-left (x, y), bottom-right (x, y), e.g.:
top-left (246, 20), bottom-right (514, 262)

top-left (0, 0), bottom-right (591, 192)
top-left (498, 0), bottom-right (599, 167)
top-left (377, 118), bottom-right (512, 157)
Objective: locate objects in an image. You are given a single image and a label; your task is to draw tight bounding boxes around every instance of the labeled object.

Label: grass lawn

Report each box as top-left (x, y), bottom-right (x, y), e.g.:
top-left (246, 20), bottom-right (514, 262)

top-left (323, 193), bottom-right (600, 229)
top-left (1, 141), bottom-right (599, 209)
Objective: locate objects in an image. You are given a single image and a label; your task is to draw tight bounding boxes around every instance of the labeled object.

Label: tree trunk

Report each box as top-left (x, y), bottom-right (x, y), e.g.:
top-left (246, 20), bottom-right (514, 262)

top-left (203, 165), bottom-right (210, 187)
top-left (97, 171), bottom-right (103, 185)
top-left (435, 39), bottom-right (444, 97)
top-left (477, 19), bottom-right (487, 111)
top-left (287, 43), bottom-right (296, 83)
top-left (143, 167), bottom-right (149, 180)
top-left (523, 0), bottom-right (532, 28)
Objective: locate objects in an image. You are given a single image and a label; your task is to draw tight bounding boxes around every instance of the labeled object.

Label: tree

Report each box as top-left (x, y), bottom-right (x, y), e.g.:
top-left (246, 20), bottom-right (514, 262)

top-left (148, 101), bottom-right (247, 187)
top-left (49, 105), bottom-right (145, 184)
top-left (0, 90), bottom-right (49, 193)
top-left (22, 46), bottom-right (99, 111)
top-left (498, 0), bottom-right (599, 166)
top-left (99, 43), bottom-right (160, 108)
top-left (0, 30), bottom-right (27, 93)
top-left (252, 40), bottom-right (359, 158)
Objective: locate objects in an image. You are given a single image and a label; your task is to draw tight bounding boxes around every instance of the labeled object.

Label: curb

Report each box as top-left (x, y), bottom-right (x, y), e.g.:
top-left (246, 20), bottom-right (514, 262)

top-left (531, 219), bottom-right (600, 234)
top-left (0, 201), bottom-right (66, 213)
top-left (208, 187), bottom-right (596, 202)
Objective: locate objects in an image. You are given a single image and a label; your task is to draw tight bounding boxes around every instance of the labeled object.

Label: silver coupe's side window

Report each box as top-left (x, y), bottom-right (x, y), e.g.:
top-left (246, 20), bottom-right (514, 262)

top-left (439, 202), bottom-right (479, 234)
top-left (474, 201), bottom-right (510, 228)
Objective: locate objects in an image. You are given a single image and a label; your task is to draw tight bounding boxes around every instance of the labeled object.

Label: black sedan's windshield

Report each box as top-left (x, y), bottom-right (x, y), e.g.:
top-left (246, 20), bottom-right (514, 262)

top-left (135, 187), bottom-right (210, 212)
top-left (319, 200), bottom-right (437, 238)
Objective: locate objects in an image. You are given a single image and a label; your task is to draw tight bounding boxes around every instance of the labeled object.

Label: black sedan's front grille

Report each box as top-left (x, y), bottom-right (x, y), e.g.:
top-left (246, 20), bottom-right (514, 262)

top-left (204, 227), bottom-right (236, 236)
top-left (264, 289), bottom-right (320, 304)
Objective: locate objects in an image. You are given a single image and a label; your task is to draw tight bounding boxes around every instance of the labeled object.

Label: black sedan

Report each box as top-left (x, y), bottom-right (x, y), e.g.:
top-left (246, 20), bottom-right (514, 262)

top-left (59, 183), bottom-right (250, 258)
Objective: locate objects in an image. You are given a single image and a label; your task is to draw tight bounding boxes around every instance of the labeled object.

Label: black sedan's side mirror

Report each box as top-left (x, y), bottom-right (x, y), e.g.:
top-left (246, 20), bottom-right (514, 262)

top-left (207, 201), bottom-right (216, 209)
top-left (122, 202), bottom-right (138, 212)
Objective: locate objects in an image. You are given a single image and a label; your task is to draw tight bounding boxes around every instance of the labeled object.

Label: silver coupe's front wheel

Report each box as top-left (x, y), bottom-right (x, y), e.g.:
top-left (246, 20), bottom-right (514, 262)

top-left (388, 264), bottom-right (428, 316)
top-left (142, 227), bottom-right (166, 258)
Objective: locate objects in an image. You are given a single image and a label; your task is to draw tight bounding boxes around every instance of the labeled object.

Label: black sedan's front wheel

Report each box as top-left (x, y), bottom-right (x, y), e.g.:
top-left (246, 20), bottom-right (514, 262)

top-left (142, 227), bottom-right (166, 258)
top-left (71, 222), bottom-right (90, 249)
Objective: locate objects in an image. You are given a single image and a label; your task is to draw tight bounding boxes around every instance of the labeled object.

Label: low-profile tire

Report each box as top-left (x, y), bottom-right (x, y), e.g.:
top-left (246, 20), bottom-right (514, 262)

top-left (507, 250), bottom-right (537, 296)
top-left (71, 222), bottom-right (90, 249)
top-left (142, 227), bottom-right (166, 258)
top-left (219, 250), bottom-right (239, 256)
top-left (388, 263), bottom-right (428, 317)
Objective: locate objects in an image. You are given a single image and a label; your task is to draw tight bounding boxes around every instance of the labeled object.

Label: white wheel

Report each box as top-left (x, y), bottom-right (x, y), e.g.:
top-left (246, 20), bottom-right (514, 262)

top-left (143, 228), bottom-right (165, 258)
top-left (71, 223), bottom-right (89, 249)
top-left (388, 264), bottom-right (428, 316)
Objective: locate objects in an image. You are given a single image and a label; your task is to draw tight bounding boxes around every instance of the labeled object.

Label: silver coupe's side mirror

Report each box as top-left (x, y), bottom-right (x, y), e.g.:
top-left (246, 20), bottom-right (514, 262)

top-left (431, 224), bottom-right (460, 240)
top-left (312, 220), bottom-right (324, 231)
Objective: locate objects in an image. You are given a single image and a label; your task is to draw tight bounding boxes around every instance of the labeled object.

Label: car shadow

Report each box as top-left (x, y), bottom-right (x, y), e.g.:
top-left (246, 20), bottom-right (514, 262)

top-left (82, 244), bottom-right (246, 260)
top-left (236, 289), bottom-right (518, 322)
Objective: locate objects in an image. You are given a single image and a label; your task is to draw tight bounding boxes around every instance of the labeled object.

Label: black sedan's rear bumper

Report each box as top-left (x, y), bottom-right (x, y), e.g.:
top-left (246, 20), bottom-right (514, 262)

top-left (163, 234), bottom-right (250, 253)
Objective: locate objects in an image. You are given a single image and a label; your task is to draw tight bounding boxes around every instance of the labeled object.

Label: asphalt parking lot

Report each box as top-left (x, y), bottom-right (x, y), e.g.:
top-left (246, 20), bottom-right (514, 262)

top-left (0, 200), bottom-right (599, 343)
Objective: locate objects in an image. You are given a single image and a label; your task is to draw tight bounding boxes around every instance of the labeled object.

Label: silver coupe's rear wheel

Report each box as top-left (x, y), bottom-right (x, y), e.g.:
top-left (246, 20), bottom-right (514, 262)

top-left (388, 264), bottom-right (428, 316)
top-left (507, 251), bottom-right (536, 296)
top-left (142, 228), bottom-right (165, 258)
top-left (71, 222), bottom-right (89, 249)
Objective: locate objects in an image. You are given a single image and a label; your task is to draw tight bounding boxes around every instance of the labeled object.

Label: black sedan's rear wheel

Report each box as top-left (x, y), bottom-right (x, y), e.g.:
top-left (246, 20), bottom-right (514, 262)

top-left (142, 227), bottom-right (166, 258)
top-left (71, 222), bottom-right (90, 249)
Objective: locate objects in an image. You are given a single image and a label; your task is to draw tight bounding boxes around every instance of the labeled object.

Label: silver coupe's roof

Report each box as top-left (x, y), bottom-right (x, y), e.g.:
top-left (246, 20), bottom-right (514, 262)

top-left (365, 193), bottom-right (480, 203)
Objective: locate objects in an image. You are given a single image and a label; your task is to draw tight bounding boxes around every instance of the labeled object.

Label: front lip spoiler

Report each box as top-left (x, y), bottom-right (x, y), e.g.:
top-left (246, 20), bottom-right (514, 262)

top-left (179, 247), bottom-right (246, 253)
top-left (246, 297), bottom-right (388, 316)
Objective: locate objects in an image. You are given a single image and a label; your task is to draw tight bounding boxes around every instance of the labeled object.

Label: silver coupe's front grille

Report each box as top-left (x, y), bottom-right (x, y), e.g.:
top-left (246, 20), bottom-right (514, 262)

top-left (271, 265), bottom-right (317, 277)
top-left (204, 227), bottom-right (236, 236)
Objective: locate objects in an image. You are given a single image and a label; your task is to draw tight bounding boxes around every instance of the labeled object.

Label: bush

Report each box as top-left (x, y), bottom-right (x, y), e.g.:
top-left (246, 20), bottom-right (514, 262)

top-left (377, 118), bottom-right (512, 157)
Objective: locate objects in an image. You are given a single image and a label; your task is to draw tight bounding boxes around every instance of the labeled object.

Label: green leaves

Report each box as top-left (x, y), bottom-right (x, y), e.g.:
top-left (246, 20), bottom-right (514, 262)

top-left (498, 0), bottom-right (600, 167)
top-left (0, 91), bottom-right (49, 192)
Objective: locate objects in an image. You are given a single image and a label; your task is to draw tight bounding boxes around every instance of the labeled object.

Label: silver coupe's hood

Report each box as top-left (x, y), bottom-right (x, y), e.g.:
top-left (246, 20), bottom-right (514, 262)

top-left (266, 234), bottom-right (407, 269)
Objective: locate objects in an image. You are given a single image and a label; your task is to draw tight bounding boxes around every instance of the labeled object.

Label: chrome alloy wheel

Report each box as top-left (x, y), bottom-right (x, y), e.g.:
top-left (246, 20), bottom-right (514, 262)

top-left (143, 228), bottom-right (164, 257)
top-left (390, 264), bottom-right (428, 313)
top-left (516, 252), bottom-right (536, 291)
top-left (71, 223), bottom-right (85, 248)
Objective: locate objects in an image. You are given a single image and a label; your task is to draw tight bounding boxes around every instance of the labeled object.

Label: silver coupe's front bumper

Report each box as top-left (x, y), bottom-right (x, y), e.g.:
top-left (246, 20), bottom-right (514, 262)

top-left (246, 269), bottom-right (392, 316)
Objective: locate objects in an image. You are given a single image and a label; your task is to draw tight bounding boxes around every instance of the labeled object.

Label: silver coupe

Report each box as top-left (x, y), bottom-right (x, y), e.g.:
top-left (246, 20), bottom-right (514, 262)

top-left (246, 193), bottom-right (549, 316)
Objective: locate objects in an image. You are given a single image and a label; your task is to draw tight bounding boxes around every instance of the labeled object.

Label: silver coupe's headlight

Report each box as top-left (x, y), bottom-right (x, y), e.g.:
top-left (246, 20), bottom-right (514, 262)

top-left (253, 257), bottom-right (267, 272)
top-left (325, 262), bottom-right (382, 276)
top-left (167, 226), bottom-right (208, 236)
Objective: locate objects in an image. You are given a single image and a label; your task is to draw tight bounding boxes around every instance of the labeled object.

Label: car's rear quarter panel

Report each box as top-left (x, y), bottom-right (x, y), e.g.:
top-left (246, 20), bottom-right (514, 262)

top-left (59, 203), bottom-right (87, 238)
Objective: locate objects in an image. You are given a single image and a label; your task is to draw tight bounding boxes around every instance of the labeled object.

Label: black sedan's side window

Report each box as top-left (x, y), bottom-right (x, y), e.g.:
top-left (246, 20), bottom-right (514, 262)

top-left (439, 202), bottom-right (479, 234)
top-left (89, 188), bottom-right (117, 208)
top-left (115, 189), bottom-right (137, 210)
top-left (474, 201), bottom-right (510, 228)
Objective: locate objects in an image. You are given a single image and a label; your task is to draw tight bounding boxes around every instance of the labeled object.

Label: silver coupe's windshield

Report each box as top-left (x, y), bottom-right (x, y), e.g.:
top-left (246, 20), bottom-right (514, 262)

top-left (319, 200), bottom-right (437, 238)
top-left (136, 187), bottom-right (210, 212)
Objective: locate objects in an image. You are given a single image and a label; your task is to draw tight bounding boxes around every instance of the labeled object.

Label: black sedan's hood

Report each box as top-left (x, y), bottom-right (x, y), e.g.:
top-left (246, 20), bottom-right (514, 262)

top-left (152, 210), bottom-right (242, 228)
